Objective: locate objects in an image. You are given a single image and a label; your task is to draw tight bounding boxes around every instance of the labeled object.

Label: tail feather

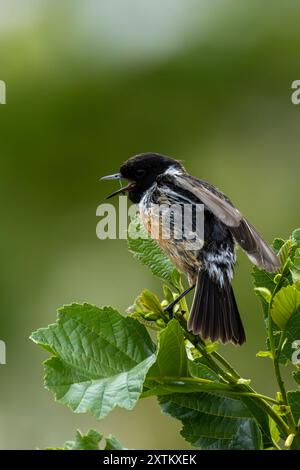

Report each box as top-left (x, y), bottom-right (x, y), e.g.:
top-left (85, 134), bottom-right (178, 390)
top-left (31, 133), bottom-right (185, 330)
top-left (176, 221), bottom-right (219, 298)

top-left (188, 271), bottom-right (246, 345)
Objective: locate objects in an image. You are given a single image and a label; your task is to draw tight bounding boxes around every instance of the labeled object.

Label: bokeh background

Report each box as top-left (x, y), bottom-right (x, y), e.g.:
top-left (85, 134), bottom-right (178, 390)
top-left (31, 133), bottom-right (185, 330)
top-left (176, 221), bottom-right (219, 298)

top-left (0, 0), bottom-right (299, 449)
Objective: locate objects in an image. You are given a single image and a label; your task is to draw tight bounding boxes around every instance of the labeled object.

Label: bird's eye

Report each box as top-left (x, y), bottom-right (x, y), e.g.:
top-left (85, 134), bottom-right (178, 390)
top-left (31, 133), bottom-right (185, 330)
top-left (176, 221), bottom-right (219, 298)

top-left (135, 169), bottom-right (146, 178)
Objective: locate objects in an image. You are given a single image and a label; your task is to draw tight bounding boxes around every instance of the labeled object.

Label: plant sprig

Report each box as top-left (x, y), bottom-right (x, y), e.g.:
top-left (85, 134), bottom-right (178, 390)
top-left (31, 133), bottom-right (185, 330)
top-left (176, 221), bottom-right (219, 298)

top-left (31, 224), bottom-right (300, 450)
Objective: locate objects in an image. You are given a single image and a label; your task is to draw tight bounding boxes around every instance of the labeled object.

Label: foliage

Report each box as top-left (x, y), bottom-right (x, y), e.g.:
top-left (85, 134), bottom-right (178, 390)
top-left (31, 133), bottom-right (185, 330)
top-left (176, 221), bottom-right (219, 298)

top-left (49, 429), bottom-right (125, 450)
top-left (32, 221), bottom-right (300, 450)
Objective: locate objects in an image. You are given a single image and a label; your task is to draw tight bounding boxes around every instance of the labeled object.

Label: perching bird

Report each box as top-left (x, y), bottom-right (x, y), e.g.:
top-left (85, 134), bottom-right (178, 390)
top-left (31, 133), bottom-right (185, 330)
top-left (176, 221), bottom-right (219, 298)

top-left (101, 153), bottom-right (279, 345)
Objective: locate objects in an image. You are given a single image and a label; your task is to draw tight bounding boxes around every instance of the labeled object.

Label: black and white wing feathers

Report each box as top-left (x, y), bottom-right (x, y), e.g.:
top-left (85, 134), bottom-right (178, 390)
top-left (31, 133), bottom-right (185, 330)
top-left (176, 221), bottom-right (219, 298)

top-left (158, 173), bottom-right (279, 272)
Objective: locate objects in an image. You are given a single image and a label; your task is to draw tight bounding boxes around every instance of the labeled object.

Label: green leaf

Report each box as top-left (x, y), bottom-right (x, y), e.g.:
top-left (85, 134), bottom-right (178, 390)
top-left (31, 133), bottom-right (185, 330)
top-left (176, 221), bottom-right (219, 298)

top-left (269, 416), bottom-right (280, 446)
top-left (293, 248), bottom-right (300, 270)
top-left (293, 370), bottom-right (300, 386)
top-left (159, 392), bottom-right (262, 450)
top-left (291, 248), bottom-right (300, 283)
top-left (271, 286), bottom-right (300, 329)
top-left (254, 287), bottom-right (271, 304)
top-left (253, 267), bottom-right (277, 293)
top-left (252, 267), bottom-right (276, 317)
top-left (170, 270), bottom-right (183, 292)
top-left (163, 284), bottom-right (175, 304)
top-left (287, 391), bottom-right (300, 424)
top-left (291, 269), bottom-right (300, 284)
top-left (64, 429), bottom-right (102, 450)
top-left (126, 290), bottom-right (161, 319)
top-left (278, 239), bottom-right (295, 265)
top-left (148, 319), bottom-right (188, 379)
top-left (31, 304), bottom-right (156, 419)
top-left (142, 381), bottom-right (230, 398)
top-left (145, 320), bottom-right (224, 397)
top-left (188, 358), bottom-right (221, 382)
top-left (237, 396), bottom-right (273, 448)
top-left (56, 429), bottom-right (126, 450)
top-left (279, 308), bottom-right (300, 364)
top-left (140, 290), bottom-right (163, 313)
top-left (292, 229), bottom-right (300, 247)
top-left (272, 238), bottom-right (285, 253)
top-left (128, 215), bottom-right (179, 285)
top-left (104, 435), bottom-right (126, 450)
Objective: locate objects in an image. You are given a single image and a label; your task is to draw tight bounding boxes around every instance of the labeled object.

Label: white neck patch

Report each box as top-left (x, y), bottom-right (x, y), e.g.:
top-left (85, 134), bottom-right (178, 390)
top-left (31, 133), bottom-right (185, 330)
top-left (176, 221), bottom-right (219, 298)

top-left (163, 165), bottom-right (183, 177)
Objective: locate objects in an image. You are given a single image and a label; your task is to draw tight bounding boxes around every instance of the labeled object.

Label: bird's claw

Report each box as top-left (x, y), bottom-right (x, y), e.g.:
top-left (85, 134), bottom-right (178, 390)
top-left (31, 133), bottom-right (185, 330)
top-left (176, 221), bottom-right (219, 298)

top-left (163, 305), bottom-right (174, 320)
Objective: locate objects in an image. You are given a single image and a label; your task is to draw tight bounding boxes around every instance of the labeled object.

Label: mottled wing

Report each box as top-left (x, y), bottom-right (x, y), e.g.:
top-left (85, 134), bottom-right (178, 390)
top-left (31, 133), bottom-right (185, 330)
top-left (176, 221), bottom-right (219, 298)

top-left (173, 174), bottom-right (242, 227)
top-left (159, 173), bottom-right (279, 272)
top-left (230, 218), bottom-right (280, 272)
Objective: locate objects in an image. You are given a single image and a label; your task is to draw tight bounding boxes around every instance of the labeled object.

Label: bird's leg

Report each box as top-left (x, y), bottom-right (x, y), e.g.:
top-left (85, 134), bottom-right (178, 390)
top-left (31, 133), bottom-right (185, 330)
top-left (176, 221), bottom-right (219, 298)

top-left (163, 285), bottom-right (195, 319)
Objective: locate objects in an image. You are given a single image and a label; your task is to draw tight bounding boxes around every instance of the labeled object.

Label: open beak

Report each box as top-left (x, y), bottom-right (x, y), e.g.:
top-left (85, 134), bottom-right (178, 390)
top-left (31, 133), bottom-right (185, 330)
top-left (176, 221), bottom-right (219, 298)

top-left (100, 173), bottom-right (134, 199)
top-left (100, 173), bottom-right (124, 181)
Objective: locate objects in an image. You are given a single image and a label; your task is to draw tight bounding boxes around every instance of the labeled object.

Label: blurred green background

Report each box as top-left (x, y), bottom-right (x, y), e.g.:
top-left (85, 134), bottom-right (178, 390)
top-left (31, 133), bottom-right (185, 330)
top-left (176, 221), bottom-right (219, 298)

top-left (0, 0), bottom-right (300, 449)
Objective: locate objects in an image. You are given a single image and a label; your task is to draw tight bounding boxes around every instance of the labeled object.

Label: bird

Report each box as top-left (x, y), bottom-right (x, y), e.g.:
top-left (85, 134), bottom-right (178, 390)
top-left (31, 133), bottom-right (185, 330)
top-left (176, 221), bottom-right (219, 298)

top-left (101, 153), bottom-right (279, 345)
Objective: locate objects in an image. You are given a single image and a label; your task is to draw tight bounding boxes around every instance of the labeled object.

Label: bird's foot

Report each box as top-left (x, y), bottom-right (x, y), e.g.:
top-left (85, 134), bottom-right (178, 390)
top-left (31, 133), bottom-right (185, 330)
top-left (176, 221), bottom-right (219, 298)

top-left (163, 304), bottom-right (174, 320)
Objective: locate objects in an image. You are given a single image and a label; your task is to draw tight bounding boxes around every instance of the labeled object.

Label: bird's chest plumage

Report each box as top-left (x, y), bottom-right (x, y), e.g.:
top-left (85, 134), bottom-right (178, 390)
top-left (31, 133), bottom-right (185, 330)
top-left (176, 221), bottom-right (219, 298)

top-left (139, 183), bottom-right (202, 283)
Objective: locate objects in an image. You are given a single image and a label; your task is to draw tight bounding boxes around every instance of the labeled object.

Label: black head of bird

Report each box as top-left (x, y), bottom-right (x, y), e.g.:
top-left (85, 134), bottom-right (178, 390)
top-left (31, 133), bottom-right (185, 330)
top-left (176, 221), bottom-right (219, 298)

top-left (101, 153), bottom-right (184, 203)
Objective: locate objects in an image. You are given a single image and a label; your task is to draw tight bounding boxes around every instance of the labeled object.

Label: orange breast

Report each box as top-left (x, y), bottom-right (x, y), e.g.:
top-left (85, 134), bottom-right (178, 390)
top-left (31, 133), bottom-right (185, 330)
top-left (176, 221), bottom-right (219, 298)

top-left (139, 208), bottom-right (200, 284)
